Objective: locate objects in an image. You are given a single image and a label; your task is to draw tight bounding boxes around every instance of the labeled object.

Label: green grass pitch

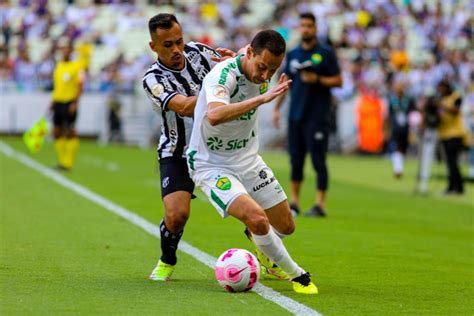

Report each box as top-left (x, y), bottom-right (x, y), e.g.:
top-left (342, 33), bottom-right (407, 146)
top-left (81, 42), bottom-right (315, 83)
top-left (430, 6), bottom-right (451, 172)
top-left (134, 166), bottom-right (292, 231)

top-left (1, 136), bottom-right (473, 315)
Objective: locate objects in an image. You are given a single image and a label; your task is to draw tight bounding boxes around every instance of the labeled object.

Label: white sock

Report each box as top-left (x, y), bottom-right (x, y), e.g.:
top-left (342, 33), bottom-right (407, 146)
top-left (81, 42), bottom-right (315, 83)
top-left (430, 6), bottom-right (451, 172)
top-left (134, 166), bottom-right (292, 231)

top-left (271, 225), bottom-right (288, 239)
top-left (391, 151), bottom-right (404, 174)
top-left (251, 229), bottom-right (304, 279)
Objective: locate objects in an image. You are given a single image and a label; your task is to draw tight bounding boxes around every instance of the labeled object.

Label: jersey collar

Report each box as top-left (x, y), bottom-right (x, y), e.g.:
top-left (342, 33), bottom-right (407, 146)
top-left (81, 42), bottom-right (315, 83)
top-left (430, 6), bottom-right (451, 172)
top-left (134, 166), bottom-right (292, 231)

top-left (236, 54), bottom-right (244, 75)
top-left (156, 56), bottom-right (187, 73)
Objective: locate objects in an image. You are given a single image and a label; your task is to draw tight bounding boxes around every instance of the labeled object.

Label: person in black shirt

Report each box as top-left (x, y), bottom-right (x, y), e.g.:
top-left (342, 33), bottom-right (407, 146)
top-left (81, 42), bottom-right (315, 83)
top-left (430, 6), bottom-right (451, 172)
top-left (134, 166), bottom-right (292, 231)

top-left (273, 12), bottom-right (342, 217)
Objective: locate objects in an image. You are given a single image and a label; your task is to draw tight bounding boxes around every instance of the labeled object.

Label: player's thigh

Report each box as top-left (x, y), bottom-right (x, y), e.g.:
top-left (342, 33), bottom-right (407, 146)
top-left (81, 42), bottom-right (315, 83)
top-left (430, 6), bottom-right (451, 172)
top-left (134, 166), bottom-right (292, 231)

top-left (265, 200), bottom-right (295, 235)
top-left (244, 158), bottom-right (287, 211)
top-left (193, 169), bottom-right (247, 218)
top-left (160, 158), bottom-right (195, 199)
top-left (227, 194), bottom-right (268, 234)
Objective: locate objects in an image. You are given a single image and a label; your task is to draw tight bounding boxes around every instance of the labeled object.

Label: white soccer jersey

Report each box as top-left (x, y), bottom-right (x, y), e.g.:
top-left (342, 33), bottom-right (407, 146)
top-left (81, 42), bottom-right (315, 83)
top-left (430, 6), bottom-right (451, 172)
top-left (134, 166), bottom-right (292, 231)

top-left (187, 55), bottom-right (270, 170)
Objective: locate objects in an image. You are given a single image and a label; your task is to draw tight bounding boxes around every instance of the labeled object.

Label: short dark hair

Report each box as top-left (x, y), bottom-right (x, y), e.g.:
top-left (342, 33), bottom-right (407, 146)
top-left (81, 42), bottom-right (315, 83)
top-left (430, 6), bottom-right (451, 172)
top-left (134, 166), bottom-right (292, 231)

top-left (148, 13), bottom-right (179, 35)
top-left (250, 30), bottom-right (286, 56)
top-left (300, 12), bottom-right (316, 23)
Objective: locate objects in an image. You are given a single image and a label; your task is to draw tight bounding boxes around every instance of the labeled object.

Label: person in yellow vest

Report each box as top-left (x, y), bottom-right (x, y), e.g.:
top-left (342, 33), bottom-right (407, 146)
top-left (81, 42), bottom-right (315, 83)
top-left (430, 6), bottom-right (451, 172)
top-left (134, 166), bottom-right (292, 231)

top-left (50, 41), bottom-right (85, 171)
top-left (436, 80), bottom-right (465, 195)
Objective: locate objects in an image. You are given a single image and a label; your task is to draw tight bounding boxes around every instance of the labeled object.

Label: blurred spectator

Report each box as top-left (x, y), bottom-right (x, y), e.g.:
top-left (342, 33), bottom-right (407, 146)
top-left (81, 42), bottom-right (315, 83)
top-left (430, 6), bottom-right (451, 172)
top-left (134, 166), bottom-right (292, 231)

top-left (436, 81), bottom-right (466, 195)
top-left (0, 0), bottom-right (470, 101)
top-left (356, 85), bottom-right (384, 154)
top-left (386, 78), bottom-right (416, 178)
top-left (417, 95), bottom-right (440, 194)
top-left (107, 91), bottom-right (123, 143)
top-left (12, 46), bottom-right (36, 91)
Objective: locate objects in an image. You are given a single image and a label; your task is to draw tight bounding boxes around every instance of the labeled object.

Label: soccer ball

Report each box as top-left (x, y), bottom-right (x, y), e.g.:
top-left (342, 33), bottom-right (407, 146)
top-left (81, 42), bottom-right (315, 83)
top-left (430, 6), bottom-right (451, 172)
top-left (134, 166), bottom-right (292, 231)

top-left (215, 248), bottom-right (260, 292)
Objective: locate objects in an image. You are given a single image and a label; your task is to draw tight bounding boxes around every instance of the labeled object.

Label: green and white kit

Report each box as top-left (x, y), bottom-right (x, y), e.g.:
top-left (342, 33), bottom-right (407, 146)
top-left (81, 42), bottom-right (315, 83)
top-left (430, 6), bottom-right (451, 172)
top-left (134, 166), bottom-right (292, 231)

top-left (187, 55), bottom-right (287, 217)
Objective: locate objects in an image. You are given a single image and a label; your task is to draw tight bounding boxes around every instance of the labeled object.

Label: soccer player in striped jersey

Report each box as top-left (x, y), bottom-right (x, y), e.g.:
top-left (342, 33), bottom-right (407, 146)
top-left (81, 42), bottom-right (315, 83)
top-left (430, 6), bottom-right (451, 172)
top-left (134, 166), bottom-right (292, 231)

top-left (142, 13), bottom-right (235, 281)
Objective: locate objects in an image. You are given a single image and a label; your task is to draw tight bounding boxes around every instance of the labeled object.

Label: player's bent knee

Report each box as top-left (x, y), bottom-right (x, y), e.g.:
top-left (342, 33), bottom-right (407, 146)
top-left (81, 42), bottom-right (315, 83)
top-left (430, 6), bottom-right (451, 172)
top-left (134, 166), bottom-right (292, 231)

top-left (280, 220), bottom-right (295, 235)
top-left (247, 213), bottom-right (269, 235)
top-left (165, 208), bottom-right (189, 231)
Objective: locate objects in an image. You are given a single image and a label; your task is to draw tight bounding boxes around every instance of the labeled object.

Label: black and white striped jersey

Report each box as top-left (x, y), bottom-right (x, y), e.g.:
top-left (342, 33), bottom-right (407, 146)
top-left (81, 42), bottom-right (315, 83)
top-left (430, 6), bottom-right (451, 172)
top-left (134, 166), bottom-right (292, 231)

top-left (143, 41), bottom-right (219, 160)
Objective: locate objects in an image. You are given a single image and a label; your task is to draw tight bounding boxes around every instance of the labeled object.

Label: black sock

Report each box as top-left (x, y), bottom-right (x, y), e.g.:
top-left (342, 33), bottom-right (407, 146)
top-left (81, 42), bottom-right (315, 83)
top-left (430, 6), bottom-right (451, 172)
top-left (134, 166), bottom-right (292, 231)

top-left (159, 218), bottom-right (183, 265)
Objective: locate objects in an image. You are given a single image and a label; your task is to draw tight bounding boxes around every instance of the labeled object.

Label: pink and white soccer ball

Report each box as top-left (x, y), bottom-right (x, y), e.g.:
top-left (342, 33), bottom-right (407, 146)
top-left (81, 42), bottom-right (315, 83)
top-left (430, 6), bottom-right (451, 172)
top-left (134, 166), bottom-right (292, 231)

top-left (215, 248), bottom-right (260, 292)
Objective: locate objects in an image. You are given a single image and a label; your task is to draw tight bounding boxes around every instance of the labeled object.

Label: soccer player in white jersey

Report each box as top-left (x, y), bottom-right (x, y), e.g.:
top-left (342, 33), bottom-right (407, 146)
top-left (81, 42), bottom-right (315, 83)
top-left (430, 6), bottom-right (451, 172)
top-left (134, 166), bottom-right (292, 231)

top-left (187, 30), bottom-right (318, 294)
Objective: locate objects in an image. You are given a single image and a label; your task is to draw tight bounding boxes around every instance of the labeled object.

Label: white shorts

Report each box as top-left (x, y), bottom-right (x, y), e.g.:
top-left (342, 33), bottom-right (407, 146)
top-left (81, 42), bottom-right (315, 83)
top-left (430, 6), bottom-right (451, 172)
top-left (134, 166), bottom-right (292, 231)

top-left (190, 157), bottom-right (287, 218)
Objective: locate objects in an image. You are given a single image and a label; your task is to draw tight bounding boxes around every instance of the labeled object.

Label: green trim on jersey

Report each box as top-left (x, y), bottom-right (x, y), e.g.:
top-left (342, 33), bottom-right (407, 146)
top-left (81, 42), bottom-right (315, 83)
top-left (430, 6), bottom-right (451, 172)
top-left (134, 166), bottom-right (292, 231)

top-left (210, 189), bottom-right (227, 211)
top-left (218, 62), bottom-right (237, 85)
top-left (236, 55), bottom-right (244, 74)
top-left (187, 150), bottom-right (197, 171)
top-left (230, 84), bottom-right (240, 98)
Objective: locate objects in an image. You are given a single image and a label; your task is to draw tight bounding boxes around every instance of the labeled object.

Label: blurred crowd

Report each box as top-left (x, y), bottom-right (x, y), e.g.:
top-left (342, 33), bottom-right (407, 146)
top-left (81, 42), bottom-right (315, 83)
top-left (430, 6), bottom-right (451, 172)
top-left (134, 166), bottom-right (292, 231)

top-left (0, 0), bottom-right (472, 98)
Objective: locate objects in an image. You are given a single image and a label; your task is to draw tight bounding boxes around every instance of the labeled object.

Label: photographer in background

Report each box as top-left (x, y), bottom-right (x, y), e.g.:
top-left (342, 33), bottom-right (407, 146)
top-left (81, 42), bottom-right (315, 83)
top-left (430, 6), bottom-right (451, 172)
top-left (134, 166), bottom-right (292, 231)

top-left (436, 80), bottom-right (465, 195)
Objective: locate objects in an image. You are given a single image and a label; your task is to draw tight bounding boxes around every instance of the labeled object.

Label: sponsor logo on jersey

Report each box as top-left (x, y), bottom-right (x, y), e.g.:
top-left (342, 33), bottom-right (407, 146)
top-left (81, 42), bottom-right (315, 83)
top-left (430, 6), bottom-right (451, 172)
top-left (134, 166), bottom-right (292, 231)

top-left (187, 51), bottom-right (200, 65)
top-left (237, 109), bottom-right (256, 121)
top-left (207, 130), bottom-right (255, 151)
top-left (253, 176), bottom-right (276, 192)
top-left (259, 82), bottom-right (269, 94)
top-left (216, 177), bottom-right (232, 190)
top-left (258, 169), bottom-right (268, 179)
top-left (189, 82), bottom-right (200, 95)
top-left (219, 63), bottom-right (237, 85)
top-left (207, 136), bottom-right (223, 150)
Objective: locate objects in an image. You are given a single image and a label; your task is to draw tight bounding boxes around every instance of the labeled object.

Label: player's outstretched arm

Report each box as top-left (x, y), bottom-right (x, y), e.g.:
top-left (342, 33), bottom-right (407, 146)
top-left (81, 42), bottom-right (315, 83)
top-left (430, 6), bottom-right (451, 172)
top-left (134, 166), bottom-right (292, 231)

top-left (208, 74), bottom-right (291, 126)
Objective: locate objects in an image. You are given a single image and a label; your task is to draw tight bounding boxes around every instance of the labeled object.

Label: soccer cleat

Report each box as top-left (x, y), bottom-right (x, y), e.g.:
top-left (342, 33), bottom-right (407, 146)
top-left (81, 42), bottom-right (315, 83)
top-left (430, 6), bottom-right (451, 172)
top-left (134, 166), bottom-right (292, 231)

top-left (304, 205), bottom-right (327, 217)
top-left (244, 227), bottom-right (289, 280)
top-left (149, 260), bottom-right (175, 281)
top-left (292, 272), bottom-right (318, 294)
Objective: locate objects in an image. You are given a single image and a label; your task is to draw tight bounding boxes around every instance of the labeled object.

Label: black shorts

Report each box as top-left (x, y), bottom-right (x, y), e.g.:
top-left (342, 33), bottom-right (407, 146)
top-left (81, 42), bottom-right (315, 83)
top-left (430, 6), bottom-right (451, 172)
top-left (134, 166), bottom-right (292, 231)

top-left (159, 157), bottom-right (195, 198)
top-left (391, 129), bottom-right (409, 153)
top-left (53, 101), bottom-right (77, 129)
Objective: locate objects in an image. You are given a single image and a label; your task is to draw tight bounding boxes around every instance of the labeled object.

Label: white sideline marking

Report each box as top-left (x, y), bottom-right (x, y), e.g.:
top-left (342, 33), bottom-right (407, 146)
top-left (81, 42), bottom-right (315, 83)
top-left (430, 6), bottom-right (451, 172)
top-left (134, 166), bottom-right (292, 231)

top-left (0, 141), bottom-right (321, 316)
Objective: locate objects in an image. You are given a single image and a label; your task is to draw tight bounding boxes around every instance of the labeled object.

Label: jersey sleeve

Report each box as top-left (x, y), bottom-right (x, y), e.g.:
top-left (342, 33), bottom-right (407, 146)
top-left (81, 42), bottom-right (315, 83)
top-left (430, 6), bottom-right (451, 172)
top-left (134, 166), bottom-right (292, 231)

top-left (142, 72), bottom-right (178, 112)
top-left (190, 41), bottom-right (221, 69)
top-left (204, 63), bottom-right (237, 105)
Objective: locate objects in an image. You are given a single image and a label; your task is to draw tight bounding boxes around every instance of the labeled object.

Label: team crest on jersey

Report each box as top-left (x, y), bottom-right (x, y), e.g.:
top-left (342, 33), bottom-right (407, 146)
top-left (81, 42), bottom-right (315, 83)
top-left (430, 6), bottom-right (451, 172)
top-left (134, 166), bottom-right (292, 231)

top-left (259, 82), bottom-right (268, 94)
top-left (311, 53), bottom-right (323, 65)
top-left (214, 86), bottom-right (228, 98)
top-left (151, 84), bottom-right (164, 97)
top-left (216, 177), bottom-right (232, 190)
